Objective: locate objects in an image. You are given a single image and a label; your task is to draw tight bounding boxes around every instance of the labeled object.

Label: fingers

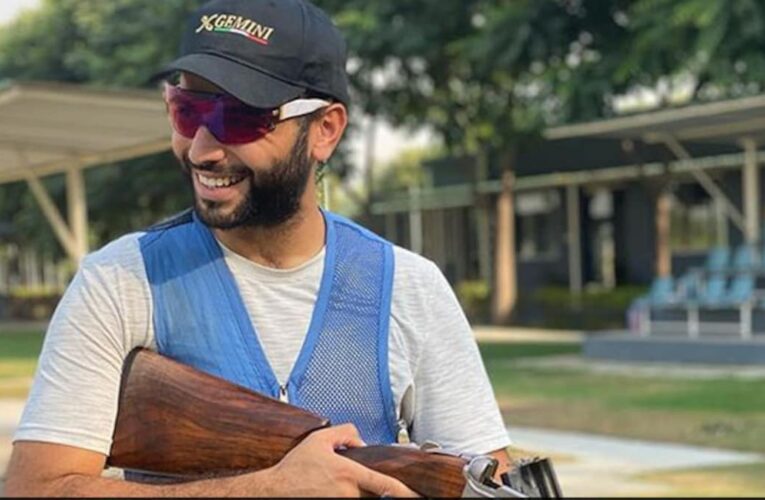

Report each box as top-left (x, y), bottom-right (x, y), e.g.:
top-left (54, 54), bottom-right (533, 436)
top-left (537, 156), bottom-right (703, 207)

top-left (316, 423), bottom-right (366, 449)
top-left (306, 425), bottom-right (420, 497)
top-left (354, 464), bottom-right (420, 498)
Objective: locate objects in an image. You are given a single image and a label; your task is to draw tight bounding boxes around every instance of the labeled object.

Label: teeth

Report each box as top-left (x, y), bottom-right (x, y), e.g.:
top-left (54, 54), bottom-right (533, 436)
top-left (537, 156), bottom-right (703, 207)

top-left (197, 173), bottom-right (243, 188)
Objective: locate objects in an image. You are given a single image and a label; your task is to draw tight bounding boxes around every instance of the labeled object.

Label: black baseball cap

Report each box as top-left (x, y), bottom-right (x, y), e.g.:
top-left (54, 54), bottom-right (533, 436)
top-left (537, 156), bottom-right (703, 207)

top-left (154, 0), bottom-right (350, 108)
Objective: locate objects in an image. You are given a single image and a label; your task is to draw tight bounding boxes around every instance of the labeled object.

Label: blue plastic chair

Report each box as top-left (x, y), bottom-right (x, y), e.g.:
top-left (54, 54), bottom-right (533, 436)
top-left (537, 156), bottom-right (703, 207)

top-left (705, 247), bottom-right (730, 273)
top-left (646, 276), bottom-right (675, 306)
top-left (732, 244), bottom-right (760, 272)
top-left (723, 273), bottom-right (755, 306)
top-left (676, 271), bottom-right (702, 302)
top-left (630, 276), bottom-right (674, 311)
top-left (697, 273), bottom-right (728, 306)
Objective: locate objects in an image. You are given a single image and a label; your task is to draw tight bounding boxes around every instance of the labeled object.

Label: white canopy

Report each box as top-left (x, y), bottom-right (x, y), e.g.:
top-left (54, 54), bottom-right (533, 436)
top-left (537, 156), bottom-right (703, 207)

top-left (0, 81), bottom-right (171, 263)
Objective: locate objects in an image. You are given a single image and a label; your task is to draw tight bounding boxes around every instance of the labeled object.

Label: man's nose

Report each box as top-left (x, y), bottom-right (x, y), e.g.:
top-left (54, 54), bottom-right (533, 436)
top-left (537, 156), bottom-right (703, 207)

top-left (187, 126), bottom-right (226, 166)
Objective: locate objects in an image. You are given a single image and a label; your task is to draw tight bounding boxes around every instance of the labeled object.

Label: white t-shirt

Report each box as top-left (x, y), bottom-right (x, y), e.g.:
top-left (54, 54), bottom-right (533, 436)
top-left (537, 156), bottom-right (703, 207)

top-left (14, 230), bottom-right (511, 456)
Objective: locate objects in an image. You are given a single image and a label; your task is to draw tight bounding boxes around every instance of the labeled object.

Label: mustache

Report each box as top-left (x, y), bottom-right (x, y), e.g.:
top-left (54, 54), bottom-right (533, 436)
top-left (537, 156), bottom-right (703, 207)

top-left (181, 154), bottom-right (251, 178)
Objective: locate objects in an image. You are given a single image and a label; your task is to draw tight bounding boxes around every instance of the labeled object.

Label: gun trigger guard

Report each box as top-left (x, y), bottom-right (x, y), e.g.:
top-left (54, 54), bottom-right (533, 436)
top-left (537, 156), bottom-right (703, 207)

top-left (461, 456), bottom-right (529, 498)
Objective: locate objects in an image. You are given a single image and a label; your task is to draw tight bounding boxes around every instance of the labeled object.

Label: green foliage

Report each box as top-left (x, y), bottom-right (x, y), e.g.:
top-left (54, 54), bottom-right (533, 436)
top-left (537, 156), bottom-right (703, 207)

top-left (532, 285), bottom-right (648, 310)
top-left (0, 0), bottom-right (202, 86)
top-left (373, 147), bottom-right (442, 193)
top-left (455, 279), bottom-right (492, 323)
top-left (618, 0), bottom-right (765, 102)
top-left (316, 0), bottom-right (633, 155)
top-left (85, 152), bottom-right (193, 244)
top-left (0, 177), bottom-right (66, 256)
top-left (512, 285), bottom-right (648, 330)
top-left (8, 285), bottom-right (62, 298)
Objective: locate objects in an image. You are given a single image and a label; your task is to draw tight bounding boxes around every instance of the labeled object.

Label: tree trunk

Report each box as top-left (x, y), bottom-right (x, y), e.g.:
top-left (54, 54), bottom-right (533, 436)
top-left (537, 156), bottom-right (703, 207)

top-left (655, 189), bottom-right (672, 277)
top-left (492, 161), bottom-right (517, 325)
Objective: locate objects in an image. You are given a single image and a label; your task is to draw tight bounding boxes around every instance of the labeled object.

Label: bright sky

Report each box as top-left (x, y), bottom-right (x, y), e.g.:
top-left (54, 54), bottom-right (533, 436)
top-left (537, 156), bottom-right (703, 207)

top-left (0, 0), bottom-right (40, 25)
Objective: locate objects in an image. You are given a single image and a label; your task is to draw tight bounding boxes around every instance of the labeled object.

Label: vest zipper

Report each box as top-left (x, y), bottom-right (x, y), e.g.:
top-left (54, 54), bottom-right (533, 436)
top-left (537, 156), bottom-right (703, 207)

top-left (279, 384), bottom-right (289, 403)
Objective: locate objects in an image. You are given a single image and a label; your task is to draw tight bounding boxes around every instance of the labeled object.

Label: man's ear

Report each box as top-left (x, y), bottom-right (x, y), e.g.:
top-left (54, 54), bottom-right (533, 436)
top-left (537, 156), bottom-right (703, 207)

top-left (310, 103), bottom-right (348, 163)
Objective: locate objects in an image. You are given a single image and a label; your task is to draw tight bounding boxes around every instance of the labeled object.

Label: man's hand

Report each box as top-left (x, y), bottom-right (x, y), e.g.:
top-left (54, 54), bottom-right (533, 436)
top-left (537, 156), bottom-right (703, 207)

top-left (262, 424), bottom-right (419, 497)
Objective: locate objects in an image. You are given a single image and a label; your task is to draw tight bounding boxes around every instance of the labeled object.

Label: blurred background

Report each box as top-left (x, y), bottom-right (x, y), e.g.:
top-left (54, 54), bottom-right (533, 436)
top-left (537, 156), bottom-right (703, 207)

top-left (1, 0), bottom-right (765, 496)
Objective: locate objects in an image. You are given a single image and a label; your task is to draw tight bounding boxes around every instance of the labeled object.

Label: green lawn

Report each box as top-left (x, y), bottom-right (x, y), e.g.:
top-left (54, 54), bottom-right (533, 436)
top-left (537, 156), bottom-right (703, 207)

top-left (0, 330), bottom-right (45, 361)
top-left (0, 330), bottom-right (44, 397)
top-left (480, 342), bottom-right (765, 453)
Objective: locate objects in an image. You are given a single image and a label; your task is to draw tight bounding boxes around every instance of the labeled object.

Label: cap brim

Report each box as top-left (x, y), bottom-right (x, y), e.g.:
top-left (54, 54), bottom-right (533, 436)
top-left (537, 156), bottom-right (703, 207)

top-left (150, 53), bottom-right (305, 109)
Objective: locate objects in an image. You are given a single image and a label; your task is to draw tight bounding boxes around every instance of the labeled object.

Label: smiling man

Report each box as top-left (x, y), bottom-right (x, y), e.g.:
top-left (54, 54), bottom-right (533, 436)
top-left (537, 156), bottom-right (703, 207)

top-left (5, 0), bottom-right (511, 496)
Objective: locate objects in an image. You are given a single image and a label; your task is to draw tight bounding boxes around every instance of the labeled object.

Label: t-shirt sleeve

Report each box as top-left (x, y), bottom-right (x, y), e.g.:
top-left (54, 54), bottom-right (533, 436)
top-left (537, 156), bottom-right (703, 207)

top-left (13, 235), bottom-right (151, 455)
top-left (409, 262), bottom-right (511, 454)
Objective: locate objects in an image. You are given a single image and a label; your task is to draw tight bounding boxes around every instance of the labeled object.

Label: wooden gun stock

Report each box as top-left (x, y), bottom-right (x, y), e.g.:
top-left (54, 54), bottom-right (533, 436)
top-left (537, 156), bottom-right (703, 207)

top-left (108, 349), bottom-right (468, 498)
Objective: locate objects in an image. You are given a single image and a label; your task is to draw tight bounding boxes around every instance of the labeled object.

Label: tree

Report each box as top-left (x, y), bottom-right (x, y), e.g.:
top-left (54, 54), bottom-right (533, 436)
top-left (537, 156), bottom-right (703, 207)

top-left (617, 0), bottom-right (765, 103)
top-left (314, 0), bottom-right (634, 322)
top-left (313, 0), bottom-right (765, 321)
top-left (0, 0), bottom-right (201, 86)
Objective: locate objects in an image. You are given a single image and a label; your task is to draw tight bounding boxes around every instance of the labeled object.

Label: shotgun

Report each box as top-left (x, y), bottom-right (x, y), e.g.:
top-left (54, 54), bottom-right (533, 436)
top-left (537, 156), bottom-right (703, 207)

top-left (107, 348), bottom-right (563, 498)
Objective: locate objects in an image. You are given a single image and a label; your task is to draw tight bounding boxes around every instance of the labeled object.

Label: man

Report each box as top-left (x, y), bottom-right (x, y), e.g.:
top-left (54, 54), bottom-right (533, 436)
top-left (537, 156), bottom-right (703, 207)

top-left (5, 0), bottom-right (511, 496)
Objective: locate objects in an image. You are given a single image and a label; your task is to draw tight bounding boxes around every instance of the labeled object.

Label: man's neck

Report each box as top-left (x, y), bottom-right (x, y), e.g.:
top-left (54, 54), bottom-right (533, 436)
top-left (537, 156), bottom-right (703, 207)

top-left (212, 204), bottom-right (326, 269)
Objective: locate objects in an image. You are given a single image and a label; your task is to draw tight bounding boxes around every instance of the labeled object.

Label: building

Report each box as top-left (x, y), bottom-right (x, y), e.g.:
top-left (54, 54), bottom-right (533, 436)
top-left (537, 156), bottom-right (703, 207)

top-left (370, 93), bottom-right (765, 324)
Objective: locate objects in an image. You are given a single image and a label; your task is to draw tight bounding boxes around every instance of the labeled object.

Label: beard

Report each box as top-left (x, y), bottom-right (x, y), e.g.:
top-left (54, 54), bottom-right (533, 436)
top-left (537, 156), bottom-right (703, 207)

top-left (181, 123), bottom-right (313, 230)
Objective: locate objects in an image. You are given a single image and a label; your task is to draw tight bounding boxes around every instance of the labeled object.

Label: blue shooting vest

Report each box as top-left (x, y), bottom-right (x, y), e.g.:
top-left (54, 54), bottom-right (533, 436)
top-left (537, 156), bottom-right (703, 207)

top-left (138, 209), bottom-right (398, 444)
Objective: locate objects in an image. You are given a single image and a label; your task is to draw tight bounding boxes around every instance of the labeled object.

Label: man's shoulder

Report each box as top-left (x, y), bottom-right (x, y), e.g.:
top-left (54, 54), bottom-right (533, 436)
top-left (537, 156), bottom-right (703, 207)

top-left (144, 208), bottom-right (194, 232)
top-left (392, 245), bottom-right (439, 278)
top-left (391, 245), bottom-right (444, 302)
top-left (80, 231), bottom-right (147, 274)
top-left (81, 210), bottom-right (195, 270)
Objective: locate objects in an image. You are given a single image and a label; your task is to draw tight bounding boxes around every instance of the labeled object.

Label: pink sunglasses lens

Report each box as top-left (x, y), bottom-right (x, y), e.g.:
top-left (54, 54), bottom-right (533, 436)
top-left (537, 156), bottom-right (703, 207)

top-left (164, 85), bottom-right (274, 144)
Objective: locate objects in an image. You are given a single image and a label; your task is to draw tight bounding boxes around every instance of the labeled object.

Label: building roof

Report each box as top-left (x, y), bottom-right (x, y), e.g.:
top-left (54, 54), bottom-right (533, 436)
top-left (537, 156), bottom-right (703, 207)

top-left (0, 80), bottom-right (170, 184)
top-left (545, 94), bottom-right (765, 144)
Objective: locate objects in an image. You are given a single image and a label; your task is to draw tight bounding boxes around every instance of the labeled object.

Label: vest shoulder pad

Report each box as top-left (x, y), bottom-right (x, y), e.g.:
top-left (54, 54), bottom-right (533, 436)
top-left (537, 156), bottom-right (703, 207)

top-left (328, 212), bottom-right (391, 246)
top-left (145, 208), bottom-right (194, 233)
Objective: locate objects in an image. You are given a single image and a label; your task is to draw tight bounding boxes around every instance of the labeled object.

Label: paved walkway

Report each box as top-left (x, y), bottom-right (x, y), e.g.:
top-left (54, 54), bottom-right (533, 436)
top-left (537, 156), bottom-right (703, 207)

top-left (473, 325), bottom-right (584, 343)
top-left (510, 426), bottom-right (764, 497)
top-left (0, 400), bottom-right (23, 495)
top-left (512, 354), bottom-right (765, 379)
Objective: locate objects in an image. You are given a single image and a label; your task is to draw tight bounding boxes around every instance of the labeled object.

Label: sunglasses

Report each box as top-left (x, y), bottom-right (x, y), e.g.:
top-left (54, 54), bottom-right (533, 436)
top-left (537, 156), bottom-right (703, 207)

top-left (163, 83), bottom-right (330, 145)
